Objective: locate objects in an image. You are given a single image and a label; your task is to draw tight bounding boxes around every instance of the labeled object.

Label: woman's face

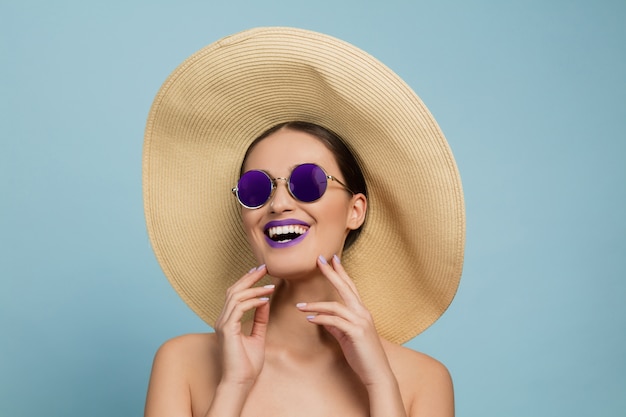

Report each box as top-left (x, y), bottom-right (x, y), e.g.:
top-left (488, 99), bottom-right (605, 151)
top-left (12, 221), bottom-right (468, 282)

top-left (240, 127), bottom-right (366, 279)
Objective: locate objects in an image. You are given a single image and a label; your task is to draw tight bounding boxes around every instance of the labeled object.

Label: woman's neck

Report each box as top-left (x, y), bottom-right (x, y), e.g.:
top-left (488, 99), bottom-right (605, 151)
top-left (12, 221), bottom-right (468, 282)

top-left (264, 273), bottom-right (343, 357)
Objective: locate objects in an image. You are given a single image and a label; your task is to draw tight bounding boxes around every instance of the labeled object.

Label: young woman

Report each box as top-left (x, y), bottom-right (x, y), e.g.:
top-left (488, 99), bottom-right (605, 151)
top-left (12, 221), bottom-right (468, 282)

top-left (142, 28), bottom-right (465, 417)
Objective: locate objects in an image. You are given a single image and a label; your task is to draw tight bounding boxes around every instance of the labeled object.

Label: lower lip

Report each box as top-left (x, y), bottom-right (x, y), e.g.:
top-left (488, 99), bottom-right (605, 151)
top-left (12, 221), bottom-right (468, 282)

top-left (264, 231), bottom-right (308, 249)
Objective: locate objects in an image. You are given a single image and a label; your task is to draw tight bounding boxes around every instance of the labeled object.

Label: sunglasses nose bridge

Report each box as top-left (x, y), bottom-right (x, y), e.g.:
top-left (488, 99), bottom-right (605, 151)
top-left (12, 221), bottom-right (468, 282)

top-left (272, 177), bottom-right (291, 193)
top-left (271, 176), bottom-right (289, 192)
top-left (268, 176), bottom-right (296, 209)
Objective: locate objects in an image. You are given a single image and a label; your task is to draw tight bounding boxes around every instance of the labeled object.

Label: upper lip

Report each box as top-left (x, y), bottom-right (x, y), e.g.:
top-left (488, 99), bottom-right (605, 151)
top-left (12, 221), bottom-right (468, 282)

top-left (263, 219), bottom-right (310, 239)
top-left (264, 218), bottom-right (310, 232)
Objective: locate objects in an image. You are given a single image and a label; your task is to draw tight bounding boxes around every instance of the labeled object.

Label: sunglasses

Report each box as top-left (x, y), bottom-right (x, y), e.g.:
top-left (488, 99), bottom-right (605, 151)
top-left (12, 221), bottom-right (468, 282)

top-left (232, 163), bottom-right (353, 209)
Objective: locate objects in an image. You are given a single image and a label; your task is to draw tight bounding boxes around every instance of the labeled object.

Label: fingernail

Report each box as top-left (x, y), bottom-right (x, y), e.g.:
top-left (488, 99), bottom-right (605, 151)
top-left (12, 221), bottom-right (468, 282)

top-left (318, 255), bottom-right (327, 265)
top-left (263, 284), bottom-right (275, 289)
top-left (333, 254), bottom-right (341, 264)
top-left (248, 267), bottom-right (256, 274)
top-left (259, 297), bottom-right (270, 301)
top-left (306, 315), bottom-right (316, 320)
top-left (296, 302), bottom-right (307, 308)
top-left (256, 264), bottom-right (266, 271)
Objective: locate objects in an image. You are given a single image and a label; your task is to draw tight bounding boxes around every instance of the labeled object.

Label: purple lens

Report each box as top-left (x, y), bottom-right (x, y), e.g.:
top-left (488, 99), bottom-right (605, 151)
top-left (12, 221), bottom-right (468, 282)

top-left (289, 163), bottom-right (328, 202)
top-left (237, 170), bottom-right (273, 208)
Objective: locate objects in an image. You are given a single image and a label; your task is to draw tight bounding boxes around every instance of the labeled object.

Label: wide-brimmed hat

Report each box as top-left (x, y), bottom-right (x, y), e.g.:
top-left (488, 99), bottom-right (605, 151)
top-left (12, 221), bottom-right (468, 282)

top-left (143, 27), bottom-right (465, 344)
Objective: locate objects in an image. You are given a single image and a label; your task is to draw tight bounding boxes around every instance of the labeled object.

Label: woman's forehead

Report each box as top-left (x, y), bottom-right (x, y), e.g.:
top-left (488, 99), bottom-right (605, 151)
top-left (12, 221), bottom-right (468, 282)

top-left (242, 129), bottom-right (339, 174)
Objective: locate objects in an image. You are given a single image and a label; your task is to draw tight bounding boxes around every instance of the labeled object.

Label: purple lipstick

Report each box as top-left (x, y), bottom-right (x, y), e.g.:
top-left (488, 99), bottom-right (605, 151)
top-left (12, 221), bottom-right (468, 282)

top-left (264, 219), bottom-right (310, 248)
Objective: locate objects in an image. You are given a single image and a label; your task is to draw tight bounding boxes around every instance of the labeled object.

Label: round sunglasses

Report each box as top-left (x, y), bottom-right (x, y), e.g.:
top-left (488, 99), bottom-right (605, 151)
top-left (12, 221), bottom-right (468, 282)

top-left (232, 163), bottom-right (353, 209)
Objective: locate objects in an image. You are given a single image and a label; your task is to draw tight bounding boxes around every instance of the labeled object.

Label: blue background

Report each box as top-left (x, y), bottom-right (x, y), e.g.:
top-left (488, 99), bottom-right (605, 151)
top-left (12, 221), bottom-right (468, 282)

top-left (1, 1), bottom-right (624, 416)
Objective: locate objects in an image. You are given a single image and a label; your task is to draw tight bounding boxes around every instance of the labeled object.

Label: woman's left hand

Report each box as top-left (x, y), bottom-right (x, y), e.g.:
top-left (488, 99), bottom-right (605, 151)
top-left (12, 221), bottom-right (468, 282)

top-left (296, 254), bottom-right (394, 387)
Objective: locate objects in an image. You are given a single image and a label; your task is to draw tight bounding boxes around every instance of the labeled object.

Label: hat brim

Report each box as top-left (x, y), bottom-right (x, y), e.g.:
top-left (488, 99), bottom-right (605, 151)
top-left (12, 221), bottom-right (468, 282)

top-left (143, 27), bottom-right (465, 344)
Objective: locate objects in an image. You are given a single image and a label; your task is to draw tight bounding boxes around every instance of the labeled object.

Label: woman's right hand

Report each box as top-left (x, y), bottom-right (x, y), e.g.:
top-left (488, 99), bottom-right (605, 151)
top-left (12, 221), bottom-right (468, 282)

top-left (213, 264), bottom-right (274, 389)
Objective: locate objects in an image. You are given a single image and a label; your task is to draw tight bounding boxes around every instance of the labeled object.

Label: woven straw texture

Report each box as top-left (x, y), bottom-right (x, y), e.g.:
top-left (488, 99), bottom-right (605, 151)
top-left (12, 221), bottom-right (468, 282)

top-left (143, 27), bottom-right (465, 344)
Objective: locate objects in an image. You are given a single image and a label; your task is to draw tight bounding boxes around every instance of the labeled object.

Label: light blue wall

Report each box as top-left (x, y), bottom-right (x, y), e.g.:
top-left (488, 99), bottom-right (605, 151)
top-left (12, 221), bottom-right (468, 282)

top-left (1, 1), bottom-right (624, 416)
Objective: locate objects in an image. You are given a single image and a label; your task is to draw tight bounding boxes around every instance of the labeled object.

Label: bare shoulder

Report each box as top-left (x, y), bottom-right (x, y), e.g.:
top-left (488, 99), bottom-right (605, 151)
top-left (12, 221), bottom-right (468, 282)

top-left (145, 333), bottom-right (220, 417)
top-left (150, 333), bottom-right (221, 392)
top-left (154, 332), bottom-right (218, 365)
top-left (382, 339), bottom-right (452, 384)
top-left (382, 340), bottom-right (454, 417)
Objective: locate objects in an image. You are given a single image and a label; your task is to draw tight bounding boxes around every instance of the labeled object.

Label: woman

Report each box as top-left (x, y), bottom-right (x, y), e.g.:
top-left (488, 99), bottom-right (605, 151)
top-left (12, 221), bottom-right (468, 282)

top-left (143, 28), bottom-right (465, 417)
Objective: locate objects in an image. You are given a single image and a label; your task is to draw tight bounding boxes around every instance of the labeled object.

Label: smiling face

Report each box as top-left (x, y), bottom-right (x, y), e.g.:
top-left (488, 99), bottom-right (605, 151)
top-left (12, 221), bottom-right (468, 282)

top-left (240, 127), bottom-right (366, 279)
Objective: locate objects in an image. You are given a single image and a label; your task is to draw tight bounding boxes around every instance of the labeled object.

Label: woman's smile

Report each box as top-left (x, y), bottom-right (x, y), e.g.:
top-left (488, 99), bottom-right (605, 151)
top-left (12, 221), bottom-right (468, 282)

top-left (264, 218), bottom-right (310, 248)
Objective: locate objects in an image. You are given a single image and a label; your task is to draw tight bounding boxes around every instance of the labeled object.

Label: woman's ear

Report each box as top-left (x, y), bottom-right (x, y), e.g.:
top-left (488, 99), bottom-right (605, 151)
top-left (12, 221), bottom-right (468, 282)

top-left (347, 193), bottom-right (367, 230)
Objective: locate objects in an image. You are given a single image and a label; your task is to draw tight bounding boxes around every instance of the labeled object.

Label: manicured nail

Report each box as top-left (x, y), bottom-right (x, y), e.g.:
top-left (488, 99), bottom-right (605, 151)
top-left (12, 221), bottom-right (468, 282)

top-left (296, 302), bottom-right (307, 308)
top-left (263, 284), bottom-right (275, 289)
top-left (248, 267), bottom-right (257, 273)
top-left (318, 255), bottom-right (327, 265)
top-left (333, 254), bottom-right (341, 264)
top-left (259, 297), bottom-right (270, 301)
top-left (256, 264), bottom-right (266, 271)
top-left (306, 315), bottom-right (316, 320)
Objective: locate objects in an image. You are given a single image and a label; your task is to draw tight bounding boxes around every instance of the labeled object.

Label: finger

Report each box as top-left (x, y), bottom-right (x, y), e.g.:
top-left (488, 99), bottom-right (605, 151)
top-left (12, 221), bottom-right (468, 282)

top-left (317, 255), bottom-right (361, 306)
top-left (220, 265), bottom-right (269, 316)
top-left (218, 283), bottom-right (274, 322)
top-left (305, 312), bottom-right (353, 335)
top-left (249, 299), bottom-right (270, 340)
top-left (296, 301), bottom-right (359, 322)
top-left (225, 285), bottom-right (275, 305)
top-left (331, 255), bottom-right (361, 299)
top-left (220, 296), bottom-right (271, 331)
top-left (228, 264), bottom-right (268, 293)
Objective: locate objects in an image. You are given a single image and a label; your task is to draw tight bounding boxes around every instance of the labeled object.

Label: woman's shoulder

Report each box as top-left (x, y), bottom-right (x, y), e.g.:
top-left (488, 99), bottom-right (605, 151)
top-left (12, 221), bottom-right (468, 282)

top-left (157, 332), bottom-right (217, 351)
top-left (149, 332), bottom-right (220, 385)
top-left (145, 333), bottom-right (220, 416)
top-left (382, 339), bottom-right (451, 379)
top-left (153, 332), bottom-right (218, 367)
top-left (381, 339), bottom-right (454, 413)
top-left (147, 334), bottom-right (220, 397)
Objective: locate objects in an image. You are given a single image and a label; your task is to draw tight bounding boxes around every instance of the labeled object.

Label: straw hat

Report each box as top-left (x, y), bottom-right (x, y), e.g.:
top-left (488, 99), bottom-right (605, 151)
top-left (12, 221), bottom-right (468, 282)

top-left (143, 27), bottom-right (465, 344)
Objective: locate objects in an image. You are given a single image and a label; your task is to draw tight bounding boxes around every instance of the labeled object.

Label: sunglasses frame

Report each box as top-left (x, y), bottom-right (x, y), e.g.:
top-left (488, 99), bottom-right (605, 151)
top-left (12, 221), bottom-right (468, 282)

top-left (232, 163), bottom-right (354, 209)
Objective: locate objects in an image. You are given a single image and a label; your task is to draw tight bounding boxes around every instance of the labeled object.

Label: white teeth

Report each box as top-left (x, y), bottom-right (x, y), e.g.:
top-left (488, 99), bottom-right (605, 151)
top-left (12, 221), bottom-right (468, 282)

top-left (267, 225), bottom-right (307, 238)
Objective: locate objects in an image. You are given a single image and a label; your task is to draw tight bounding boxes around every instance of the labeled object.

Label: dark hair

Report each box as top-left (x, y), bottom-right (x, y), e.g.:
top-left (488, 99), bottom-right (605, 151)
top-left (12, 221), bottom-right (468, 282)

top-left (241, 121), bottom-right (368, 250)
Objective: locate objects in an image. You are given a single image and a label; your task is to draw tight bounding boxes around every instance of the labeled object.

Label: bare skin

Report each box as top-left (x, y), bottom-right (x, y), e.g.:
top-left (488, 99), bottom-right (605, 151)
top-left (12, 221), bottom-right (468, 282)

top-left (144, 128), bottom-right (454, 417)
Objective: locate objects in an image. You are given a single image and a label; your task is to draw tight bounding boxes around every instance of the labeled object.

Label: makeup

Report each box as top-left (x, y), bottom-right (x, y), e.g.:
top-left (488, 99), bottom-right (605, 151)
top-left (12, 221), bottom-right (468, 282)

top-left (263, 218), bottom-right (310, 248)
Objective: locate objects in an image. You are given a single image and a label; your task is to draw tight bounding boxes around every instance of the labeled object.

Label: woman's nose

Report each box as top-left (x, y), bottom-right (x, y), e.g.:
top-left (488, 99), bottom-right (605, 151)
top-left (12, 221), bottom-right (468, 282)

top-left (268, 178), bottom-right (295, 213)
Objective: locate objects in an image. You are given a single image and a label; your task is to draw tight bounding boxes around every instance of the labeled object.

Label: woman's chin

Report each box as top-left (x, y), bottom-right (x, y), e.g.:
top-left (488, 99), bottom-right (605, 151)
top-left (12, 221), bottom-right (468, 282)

top-left (265, 259), bottom-right (317, 280)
